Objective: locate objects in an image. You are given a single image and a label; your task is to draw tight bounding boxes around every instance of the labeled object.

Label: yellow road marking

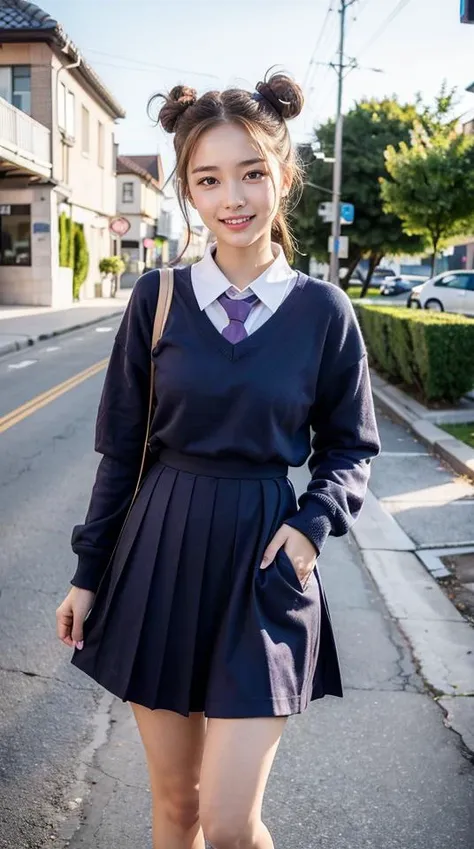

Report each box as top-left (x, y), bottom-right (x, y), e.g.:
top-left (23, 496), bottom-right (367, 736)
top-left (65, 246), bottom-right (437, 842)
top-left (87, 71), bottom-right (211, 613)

top-left (0, 357), bottom-right (109, 434)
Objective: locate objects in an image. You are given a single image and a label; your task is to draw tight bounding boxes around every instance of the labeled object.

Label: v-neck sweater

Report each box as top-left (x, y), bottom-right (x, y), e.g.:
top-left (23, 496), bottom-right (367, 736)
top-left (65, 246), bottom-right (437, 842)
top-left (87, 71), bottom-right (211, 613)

top-left (70, 265), bottom-right (381, 591)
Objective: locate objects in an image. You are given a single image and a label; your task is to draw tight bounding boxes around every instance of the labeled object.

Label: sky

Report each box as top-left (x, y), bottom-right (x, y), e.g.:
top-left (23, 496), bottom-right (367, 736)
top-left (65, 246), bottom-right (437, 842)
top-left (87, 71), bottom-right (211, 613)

top-left (40, 0), bottom-right (474, 227)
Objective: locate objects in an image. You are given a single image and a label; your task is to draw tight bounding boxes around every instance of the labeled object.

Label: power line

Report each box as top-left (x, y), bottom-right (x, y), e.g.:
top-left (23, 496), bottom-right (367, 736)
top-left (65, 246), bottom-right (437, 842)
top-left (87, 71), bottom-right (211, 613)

top-left (303, 2), bottom-right (334, 93)
top-left (82, 47), bottom-right (220, 80)
top-left (357, 0), bottom-right (411, 58)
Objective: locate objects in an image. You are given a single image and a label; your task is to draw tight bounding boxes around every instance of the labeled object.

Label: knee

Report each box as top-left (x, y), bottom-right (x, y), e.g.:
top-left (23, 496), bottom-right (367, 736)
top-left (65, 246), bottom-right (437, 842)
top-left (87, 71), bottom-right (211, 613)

top-left (201, 814), bottom-right (257, 849)
top-left (156, 777), bottom-right (200, 833)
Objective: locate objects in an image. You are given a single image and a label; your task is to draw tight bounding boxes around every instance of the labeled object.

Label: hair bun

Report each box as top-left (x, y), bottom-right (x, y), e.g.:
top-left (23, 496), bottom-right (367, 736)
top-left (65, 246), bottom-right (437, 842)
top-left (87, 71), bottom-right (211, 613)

top-left (256, 72), bottom-right (303, 121)
top-left (158, 85), bottom-right (198, 134)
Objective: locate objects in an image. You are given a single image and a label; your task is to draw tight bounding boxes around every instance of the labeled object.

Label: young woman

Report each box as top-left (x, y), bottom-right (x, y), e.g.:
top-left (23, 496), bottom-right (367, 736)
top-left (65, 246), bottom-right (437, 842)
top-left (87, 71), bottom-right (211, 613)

top-left (56, 70), bottom-right (380, 849)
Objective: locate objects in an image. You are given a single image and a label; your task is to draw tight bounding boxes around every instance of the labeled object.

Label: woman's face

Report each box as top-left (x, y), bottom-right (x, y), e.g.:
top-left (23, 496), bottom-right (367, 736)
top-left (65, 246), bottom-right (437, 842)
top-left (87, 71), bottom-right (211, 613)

top-left (186, 122), bottom-right (289, 247)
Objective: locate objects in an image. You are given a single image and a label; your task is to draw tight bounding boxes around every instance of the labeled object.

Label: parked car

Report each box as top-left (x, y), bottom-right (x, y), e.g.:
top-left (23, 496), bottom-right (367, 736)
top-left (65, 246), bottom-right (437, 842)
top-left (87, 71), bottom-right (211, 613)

top-left (407, 270), bottom-right (474, 315)
top-left (380, 275), bottom-right (428, 296)
top-left (371, 267), bottom-right (397, 287)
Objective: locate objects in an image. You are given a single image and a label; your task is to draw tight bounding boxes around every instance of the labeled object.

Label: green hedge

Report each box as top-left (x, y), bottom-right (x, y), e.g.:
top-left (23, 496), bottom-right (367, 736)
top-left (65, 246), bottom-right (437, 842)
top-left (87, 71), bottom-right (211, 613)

top-left (58, 213), bottom-right (90, 300)
top-left (354, 305), bottom-right (474, 404)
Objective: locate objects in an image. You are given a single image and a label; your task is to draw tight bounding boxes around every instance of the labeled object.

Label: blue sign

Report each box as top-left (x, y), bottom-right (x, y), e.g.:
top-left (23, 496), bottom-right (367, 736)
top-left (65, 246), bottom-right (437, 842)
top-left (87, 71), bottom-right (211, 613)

top-left (341, 203), bottom-right (354, 224)
top-left (33, 222), bottom-right (50, 234)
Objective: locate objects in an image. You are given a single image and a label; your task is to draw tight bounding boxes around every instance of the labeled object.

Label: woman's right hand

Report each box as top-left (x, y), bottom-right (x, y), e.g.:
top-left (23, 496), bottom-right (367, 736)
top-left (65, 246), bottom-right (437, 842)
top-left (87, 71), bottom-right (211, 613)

top-left (56, 587), bottom-right (95, 650)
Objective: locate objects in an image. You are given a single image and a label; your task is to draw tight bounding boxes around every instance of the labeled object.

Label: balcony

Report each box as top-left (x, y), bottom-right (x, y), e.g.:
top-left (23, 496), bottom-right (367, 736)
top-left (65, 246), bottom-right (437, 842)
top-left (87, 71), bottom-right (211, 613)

top-left (0, 96), bottom-right (51, 181)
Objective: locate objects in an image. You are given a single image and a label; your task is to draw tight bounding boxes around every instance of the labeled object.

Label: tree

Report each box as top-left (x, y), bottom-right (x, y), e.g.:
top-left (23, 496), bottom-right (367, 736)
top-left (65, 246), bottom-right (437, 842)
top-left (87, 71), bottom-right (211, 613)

top-left (380, 88), bottom-right (474, 275)
top-left (291, 98), bottom-right (426, 291)
top-left (73, 223), bottom-right (89, 300)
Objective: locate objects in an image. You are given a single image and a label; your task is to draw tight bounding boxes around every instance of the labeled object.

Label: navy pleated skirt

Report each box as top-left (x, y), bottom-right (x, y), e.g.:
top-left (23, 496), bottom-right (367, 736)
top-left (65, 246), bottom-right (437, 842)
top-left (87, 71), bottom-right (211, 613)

top-left (71, 448), bottom-right (343, 717)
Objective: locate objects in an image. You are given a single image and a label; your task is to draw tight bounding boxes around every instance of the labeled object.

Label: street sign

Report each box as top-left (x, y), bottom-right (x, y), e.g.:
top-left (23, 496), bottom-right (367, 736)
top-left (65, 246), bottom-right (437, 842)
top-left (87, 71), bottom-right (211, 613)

top-left (110, 216), bottom-right (131, 236)
top-left (318, 201), bottom-right (354, 225)
top-left (318, 202), bottom-right (333, 219)
top-left (328, 235), bottom-right (349, 259)
top-left (340, 203), bottom-right (354, 224)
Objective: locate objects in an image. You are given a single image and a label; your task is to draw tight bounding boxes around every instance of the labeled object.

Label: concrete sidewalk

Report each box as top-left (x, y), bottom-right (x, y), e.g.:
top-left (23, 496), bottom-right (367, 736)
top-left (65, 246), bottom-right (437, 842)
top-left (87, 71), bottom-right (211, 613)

top-left (353, 401), bottom-right (474, 754)
top-left (0, 291), bottom-right (131, 359)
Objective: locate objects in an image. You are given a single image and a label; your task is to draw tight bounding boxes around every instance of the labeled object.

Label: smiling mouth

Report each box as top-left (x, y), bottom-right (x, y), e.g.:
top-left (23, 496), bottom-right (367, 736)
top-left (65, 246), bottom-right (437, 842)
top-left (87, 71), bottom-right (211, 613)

top-left (219, 215), bottom-right (256, 224)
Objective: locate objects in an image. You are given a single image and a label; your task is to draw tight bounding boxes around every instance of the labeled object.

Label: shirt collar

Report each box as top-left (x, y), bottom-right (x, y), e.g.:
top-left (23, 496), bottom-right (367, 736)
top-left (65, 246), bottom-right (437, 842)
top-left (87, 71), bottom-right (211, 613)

top-left (191, 241), bottom-right (295, 313)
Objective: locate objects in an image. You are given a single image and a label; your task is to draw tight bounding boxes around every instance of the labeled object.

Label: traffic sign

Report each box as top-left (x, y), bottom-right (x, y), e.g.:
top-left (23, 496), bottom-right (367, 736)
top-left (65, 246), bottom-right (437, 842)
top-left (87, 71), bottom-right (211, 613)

top-left (340, 203), bottom-right (354, 224)
top-left (318, 202), bottom-right (354, 225)
top-left (328, 235), bottom-right (349, 259)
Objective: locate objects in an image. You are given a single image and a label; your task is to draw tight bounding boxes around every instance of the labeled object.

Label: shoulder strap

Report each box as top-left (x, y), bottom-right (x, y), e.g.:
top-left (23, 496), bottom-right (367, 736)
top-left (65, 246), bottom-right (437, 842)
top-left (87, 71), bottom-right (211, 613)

top-left (152, 267), bottom-right (174, 351)
top-left (102, 268), bottom-right (174, 576)
top-left (140, 266), bottom-right (174, 488)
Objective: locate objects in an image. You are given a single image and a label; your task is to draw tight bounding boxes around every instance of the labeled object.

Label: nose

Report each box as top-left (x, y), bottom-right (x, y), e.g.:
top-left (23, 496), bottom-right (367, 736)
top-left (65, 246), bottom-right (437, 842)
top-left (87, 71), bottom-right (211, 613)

top-left (223, 180), bottom-right (246, 210)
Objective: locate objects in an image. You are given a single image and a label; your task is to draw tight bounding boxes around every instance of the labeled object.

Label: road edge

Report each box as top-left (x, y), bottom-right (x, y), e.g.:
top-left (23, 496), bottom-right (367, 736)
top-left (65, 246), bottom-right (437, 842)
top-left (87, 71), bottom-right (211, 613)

top-left (0, 308), bottom-right (126, 360)
top-left (351, 488), bottom-right (474, 757)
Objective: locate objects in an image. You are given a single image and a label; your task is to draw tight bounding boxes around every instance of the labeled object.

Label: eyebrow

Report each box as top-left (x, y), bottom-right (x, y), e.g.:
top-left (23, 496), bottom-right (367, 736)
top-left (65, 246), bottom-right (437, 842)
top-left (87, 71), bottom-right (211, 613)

top-left (191, 158), bottom-right (266, 175)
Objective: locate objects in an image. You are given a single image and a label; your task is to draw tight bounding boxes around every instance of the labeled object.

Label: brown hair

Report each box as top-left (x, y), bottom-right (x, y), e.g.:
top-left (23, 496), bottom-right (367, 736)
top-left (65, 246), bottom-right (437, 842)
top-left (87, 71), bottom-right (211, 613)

top-left (147, 68), bottom-right (305, 265)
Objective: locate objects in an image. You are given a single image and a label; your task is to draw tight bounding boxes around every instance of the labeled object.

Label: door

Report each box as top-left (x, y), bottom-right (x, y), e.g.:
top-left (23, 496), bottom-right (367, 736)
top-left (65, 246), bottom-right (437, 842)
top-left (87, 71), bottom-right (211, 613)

top-left (434, 274), bottom-right (469, 313)
top-left (464, 273), bottom-right (474, 316)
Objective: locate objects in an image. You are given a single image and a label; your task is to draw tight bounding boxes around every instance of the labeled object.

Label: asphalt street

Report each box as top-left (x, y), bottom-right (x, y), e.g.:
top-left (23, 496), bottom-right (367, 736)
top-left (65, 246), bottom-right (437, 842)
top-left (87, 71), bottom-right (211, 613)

top-left (0, 319), bottom-right (473, 849)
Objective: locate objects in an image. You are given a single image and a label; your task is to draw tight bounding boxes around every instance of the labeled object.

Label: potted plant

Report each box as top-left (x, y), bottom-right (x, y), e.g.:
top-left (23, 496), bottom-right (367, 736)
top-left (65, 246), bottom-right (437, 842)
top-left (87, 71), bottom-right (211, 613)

top-left (98, 256), bottom-right (125, 297)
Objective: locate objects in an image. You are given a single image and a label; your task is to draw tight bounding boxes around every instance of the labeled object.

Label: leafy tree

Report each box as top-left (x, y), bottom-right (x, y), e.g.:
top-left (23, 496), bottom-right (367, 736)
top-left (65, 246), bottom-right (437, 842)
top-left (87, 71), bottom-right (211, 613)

top-left (380, 87), bottom-right (474, 275)
top-left (73, 223), bottom-right (89, 300)
top-left (292, 98), bottom-right (426, 292)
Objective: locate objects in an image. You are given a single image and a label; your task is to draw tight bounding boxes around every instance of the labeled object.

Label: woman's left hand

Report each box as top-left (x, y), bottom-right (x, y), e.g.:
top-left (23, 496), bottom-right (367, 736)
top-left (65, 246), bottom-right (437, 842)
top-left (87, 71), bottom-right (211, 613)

top-left (259, 524), bottom-right (318, 588)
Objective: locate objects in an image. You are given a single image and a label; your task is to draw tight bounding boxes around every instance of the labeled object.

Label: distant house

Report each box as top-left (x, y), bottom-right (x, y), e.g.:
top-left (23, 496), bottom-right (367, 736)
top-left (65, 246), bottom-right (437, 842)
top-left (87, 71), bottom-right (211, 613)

top-left (178, 223), bottom-right (211, 264)
top-left (0, 0), bottom-right (125, 305)
top-left (116, 154), bottom-right (173, 285)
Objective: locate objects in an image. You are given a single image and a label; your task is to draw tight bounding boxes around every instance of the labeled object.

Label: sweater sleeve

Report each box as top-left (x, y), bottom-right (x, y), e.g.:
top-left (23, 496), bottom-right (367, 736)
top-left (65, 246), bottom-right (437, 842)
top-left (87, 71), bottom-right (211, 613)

top-left (284, 290), bottom-right (381, 557)
top-left (70, 272), bottom-right (158, 591)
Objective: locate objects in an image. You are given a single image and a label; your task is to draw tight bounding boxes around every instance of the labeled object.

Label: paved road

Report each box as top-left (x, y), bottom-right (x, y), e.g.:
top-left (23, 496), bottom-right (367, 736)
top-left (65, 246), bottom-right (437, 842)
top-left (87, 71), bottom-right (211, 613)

top-left (0, 321), bottom-right (473, 848)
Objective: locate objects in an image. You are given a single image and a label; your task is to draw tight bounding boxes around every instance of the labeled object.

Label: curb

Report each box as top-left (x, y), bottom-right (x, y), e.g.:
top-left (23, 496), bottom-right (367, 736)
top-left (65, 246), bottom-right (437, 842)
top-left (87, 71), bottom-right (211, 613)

top-left (0, 308), bottom-right (126, 360)
top-left (352, 498), bottom-right (474, 756)
top-left (371, 371), bottom-right (474, 482)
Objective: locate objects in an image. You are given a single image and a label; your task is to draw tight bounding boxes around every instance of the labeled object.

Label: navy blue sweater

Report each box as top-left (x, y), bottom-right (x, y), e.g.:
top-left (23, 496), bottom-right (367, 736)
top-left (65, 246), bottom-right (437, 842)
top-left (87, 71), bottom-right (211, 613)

top-left (70, 266), bottom-right (380, 591)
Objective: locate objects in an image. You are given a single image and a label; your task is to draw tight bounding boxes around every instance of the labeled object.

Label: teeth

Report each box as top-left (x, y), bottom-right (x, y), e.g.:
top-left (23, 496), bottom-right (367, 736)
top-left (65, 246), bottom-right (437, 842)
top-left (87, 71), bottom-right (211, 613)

top-left (224, 217), bottom-right (251, 224)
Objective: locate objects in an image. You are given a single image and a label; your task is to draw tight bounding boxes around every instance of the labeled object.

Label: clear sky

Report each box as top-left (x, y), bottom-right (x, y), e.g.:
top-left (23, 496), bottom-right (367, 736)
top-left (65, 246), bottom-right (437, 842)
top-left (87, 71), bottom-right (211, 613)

top-left (42, 0), bottom-right (474, 185)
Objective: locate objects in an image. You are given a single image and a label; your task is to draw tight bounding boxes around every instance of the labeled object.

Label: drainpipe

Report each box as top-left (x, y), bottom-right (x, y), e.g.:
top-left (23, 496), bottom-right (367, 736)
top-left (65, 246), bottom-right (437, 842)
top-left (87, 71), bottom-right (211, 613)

top-left (54, 43), bottom-right (81, 293)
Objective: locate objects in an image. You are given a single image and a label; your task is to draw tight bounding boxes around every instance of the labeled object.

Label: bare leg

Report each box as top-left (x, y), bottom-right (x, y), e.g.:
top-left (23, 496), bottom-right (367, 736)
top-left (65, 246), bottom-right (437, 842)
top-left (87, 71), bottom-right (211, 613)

top-left (199, 715), bottom-right (287, 849)
top-left (130, 703), bottom-right (207, 849)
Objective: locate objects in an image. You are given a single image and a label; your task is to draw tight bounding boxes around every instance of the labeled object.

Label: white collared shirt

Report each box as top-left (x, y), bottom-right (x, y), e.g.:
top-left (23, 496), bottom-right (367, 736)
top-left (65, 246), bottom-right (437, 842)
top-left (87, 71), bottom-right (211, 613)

top-left (191, 241), bottom-right (298, 335)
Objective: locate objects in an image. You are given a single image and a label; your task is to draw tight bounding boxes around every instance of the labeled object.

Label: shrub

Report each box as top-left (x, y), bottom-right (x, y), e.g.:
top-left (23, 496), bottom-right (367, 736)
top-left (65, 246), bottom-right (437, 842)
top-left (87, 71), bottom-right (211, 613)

top-left (73, 223), bottom-right (89, 300)
top-left (355, 305), bottom-right (474, 403)
top-left (99, 256), bottom-right (125, 276)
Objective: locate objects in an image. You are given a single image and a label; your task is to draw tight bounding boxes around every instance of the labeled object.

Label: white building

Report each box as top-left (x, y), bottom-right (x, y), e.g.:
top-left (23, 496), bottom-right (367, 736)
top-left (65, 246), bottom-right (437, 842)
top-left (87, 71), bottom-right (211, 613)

top-left (116, 154), bottom-right (173, 285)
top-left (0, 0), bottom-right (125, 306)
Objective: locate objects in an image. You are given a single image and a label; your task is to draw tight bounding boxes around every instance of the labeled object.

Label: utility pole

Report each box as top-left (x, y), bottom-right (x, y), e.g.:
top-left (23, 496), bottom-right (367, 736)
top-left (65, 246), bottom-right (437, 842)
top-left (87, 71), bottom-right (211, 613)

top-left (329, 0), bottom-right (357, 285)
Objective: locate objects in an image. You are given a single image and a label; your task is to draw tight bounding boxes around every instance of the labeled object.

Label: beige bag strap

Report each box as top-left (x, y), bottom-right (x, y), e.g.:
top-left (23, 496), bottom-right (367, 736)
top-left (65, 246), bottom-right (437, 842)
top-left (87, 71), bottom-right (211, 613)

top-left (101, 268), bottom-right (174, 578)
top-left (134, 266), bottom-right (174, 503)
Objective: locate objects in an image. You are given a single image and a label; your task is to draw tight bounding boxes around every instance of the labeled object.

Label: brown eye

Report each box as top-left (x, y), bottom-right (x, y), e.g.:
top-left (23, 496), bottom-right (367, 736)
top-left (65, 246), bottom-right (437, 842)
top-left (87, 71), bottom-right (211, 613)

top-left (197, 177), bottom-right (218, 186)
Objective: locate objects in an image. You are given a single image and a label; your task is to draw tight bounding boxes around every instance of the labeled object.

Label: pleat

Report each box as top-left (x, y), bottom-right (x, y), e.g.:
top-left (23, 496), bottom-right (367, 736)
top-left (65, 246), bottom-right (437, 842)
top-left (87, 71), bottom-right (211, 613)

top-left (72, 460), bottom-right (343, 716)
top-left (92, 465), bottom-right (180, 693)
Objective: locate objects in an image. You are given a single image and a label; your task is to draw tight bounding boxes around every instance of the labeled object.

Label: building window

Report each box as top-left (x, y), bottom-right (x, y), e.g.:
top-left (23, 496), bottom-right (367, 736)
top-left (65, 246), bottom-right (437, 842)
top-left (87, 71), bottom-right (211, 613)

top-left (65, 90), bottom-right (75, 138)
top-left (122, 182), bottom-right (134, 203)
top-left (0, 204), bottom-right (31, 266)
top-left (82, 105), bottom-right (90, 155)
top-left (0, 66), bottom-right (31, 115)
top-left (98, 121), bottom-right (104, 168)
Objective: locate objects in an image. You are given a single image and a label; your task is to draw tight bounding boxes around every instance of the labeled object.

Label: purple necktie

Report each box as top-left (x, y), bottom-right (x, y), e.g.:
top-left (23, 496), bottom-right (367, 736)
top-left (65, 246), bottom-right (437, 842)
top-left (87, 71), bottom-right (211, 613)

top-left (217, 291), bottom-right (260, 343)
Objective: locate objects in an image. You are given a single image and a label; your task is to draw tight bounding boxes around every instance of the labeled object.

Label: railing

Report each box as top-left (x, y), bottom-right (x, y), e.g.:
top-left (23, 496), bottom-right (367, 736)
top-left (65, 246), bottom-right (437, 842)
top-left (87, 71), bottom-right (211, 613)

top-left (0, 96), bottom-right (51, 175)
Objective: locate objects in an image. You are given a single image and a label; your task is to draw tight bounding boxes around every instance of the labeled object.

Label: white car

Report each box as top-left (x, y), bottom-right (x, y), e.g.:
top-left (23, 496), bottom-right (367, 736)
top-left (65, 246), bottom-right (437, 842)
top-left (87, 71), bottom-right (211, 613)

top-left (407, 270), bottom-right (474, 316)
